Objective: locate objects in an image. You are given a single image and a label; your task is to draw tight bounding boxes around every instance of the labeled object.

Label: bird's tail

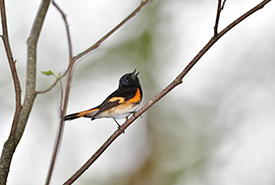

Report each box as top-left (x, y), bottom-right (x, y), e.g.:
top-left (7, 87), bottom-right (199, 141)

top-left (64, 107), bottom-right (100, 121)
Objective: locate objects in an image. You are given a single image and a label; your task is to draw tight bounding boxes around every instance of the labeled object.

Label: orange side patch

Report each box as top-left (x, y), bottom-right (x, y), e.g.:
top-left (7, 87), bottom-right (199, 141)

top-left (77, 108), bottom-right (99, 117)
top-left (128, 88), bottom-right (141, 103)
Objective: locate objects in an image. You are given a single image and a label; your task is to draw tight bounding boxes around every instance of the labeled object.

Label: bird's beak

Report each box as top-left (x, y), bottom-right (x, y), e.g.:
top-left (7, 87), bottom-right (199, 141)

top-left (131, 69), bottom-right (139, 79)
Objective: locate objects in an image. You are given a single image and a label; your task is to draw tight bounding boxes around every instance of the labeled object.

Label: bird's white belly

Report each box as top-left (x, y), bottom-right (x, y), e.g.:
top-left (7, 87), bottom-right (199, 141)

top-left (96, 103), bottom-right (139, 119)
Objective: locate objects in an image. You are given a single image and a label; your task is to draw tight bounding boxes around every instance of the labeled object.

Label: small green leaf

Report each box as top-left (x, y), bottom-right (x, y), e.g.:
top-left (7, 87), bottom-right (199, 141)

top-left (41, 70), bottom-right (57, 78)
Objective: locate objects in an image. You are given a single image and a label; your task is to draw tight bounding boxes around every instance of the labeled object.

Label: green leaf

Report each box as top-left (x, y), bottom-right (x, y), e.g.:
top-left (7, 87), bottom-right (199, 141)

top-left (41, 70), bottom-right (57, 78)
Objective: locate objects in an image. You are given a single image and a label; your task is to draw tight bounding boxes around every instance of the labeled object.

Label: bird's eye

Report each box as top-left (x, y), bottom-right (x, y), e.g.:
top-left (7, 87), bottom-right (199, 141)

top-left (125, 79), bottom-right (129, 83)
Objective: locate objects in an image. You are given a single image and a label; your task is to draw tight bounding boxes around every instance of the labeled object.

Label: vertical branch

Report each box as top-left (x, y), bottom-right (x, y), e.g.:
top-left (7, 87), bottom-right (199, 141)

top-left (214, 0), bottom-right (222, 35)
top-left (0, 0), bottom-right (51, 184)
top-left (214, 0), bottom-right (227, 36)
top-left (45, 1), bottom-right (75, 185)
top-left (51, 0), bottom-right (73, 59)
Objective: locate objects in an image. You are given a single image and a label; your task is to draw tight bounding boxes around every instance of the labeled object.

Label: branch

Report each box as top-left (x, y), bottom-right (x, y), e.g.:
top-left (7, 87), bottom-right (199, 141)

top-left (52, 0), bottom-right (73, 59)
top-left (74, 0), bottom-right (153, 61)
top-left (63, 0), bottom-right (272, 184)
top-left (214, 0), bottom-right (227, 35)
top-left (45, 1), bottom-right (75, 184)
top-left (214, 0), bottom-right (222, 35)
top-left (0, 0), bottom-right (51, 184)
top-left (221, 0), bottom-right (227, 10)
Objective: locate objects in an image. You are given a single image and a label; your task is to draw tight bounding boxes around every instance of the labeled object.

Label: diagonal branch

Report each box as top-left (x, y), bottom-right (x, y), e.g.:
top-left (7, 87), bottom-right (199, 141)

top-left (63, 0), bottom-right (272, 184)
top-left (36, 72), bottom-right (66, 94)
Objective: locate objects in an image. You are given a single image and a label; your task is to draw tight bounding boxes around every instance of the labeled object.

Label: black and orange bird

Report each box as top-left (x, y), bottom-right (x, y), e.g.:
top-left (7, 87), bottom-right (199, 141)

top-left (64, 69), bottom-right (142, 128)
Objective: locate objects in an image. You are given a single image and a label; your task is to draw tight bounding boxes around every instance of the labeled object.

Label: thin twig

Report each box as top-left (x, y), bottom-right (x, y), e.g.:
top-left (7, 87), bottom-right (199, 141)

top-left (63, 0), bottom-right (272, 184)
top-left (221, 0), bottom-right (227, 10)
top-left (214, 0), bottom-right (228, 36)
top-left (74, 0), bottom-right (152, 61)
top-left (52, 0), bottom-right (73, 59)
top-left (36, 70), bottom-right (68, 94)
top-left (45, 1), bottom-right (75, 185)
top-left (214, 0), bottom-right (222, 36)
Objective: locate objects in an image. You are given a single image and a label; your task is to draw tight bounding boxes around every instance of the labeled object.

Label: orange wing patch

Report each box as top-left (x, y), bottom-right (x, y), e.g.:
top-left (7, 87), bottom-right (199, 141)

top-left (109, 88), bottom-right (141, 104)
top-left (108, 97), bottom-right (125, 103)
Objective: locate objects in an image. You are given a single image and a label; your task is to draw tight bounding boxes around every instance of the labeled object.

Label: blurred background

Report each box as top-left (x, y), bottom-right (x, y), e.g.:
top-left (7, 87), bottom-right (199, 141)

top-left (1, 0), bottom-right (275, 184)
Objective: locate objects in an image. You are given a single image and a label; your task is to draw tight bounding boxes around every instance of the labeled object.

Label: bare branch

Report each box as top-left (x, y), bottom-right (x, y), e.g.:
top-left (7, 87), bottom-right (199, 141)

top-left (214, 0), bottom-right (222, 36)
top-left (221, 0), bottom-right (227, 10)
top-left (36, 76), bottom-right (62, 94)
top-left (63, 0), bottom-right (272, 184)
top-left (52, 0), bottom-right (73, 60)
top-left (214, 0), bottom-right (227, 36)
top-left (44, 1), bottom-right (75, 184)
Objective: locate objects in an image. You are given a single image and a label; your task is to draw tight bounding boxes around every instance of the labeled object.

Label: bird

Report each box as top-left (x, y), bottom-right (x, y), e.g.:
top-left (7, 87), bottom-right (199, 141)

top-left (64, 69), bottom-right (142, 129)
